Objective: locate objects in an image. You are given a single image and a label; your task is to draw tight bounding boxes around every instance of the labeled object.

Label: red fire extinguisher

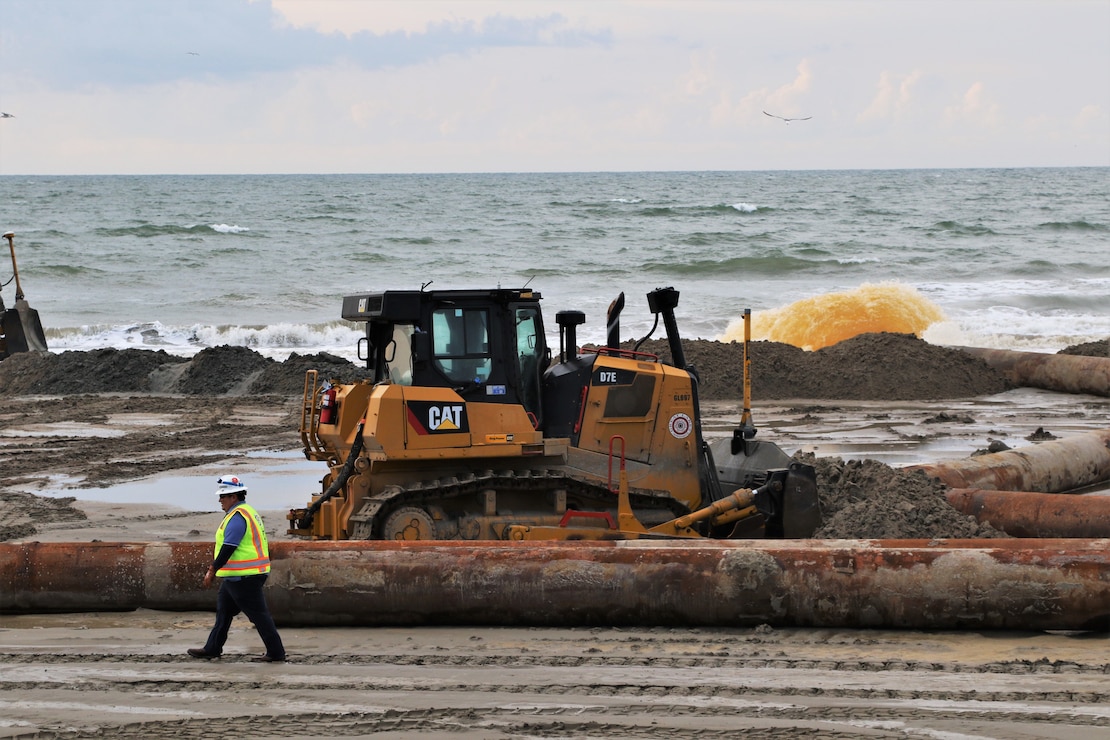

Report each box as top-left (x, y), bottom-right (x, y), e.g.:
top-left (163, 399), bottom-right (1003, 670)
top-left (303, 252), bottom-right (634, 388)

top-left (319, 384), bottom-right (338, 425)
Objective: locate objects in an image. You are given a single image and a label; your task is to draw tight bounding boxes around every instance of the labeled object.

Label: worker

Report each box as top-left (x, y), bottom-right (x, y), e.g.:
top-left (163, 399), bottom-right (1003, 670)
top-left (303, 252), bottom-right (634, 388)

top-left (187, 474), bottom-right (286, 662)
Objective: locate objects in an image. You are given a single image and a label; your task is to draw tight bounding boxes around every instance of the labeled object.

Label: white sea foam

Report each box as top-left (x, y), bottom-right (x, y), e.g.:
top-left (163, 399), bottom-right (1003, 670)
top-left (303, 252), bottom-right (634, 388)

top-left (46, 322), bottom-right (364, 361)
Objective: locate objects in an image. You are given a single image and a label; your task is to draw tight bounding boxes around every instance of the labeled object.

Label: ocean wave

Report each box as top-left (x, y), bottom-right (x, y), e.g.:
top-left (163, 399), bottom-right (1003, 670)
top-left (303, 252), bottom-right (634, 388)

top-left (679, 232), bottom-right (753, 247)
top-left (91, 223), bottom-right (253, 238)
top-left (923, 309), bottom-right (1110, 353)
top-left (925, 221), bottom-right (998, 236)
top-left (5, 169), bottom-right (1105, 360)
top-left (383, 235), bottom-right (437, 245)
top-left (1008, 259), bottom-right (1064, 277)
top-left (634, 203), bottom-right (773, 218)
top-left (45, 321), bottom-right (364, 361)
top-left (36, 264), bottom-right (106, 277)
top-left (1037, 220), bottom-right (1107, 232)
top-left (640, 252), bottom-right (875, 276)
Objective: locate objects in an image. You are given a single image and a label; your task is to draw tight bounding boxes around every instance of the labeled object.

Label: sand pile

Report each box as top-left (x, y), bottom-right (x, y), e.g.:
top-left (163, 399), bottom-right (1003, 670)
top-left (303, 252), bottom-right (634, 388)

top-left (0, 333), bottom-right (1013, 400)
top-left (632, 333), bottom-right (1012, 400)
top-left (805, 455), bottom-right (1002, 539)
top-left (0, 346), bottom-right (372, 396)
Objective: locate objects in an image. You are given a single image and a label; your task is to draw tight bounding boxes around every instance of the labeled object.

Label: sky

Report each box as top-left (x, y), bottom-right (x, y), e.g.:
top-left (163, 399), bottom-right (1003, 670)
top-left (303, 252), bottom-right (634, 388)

top-left (0, 0), bottom-right (1107, 175)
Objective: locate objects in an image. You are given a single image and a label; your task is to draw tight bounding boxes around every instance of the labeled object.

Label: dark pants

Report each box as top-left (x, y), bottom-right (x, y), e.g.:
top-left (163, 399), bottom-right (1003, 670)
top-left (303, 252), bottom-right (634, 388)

top-left (203, 574), bottom-right (285, 659)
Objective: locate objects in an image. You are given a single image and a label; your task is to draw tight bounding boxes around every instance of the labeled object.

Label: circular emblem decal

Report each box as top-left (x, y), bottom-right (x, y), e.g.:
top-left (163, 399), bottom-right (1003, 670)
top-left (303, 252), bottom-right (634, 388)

top-left (669, 413), bottom-right (692, 439)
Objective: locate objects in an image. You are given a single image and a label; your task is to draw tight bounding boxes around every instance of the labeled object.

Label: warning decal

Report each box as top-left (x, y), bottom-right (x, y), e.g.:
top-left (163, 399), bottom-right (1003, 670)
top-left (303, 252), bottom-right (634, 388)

top-left (668, 413), bottom-right (692, 439)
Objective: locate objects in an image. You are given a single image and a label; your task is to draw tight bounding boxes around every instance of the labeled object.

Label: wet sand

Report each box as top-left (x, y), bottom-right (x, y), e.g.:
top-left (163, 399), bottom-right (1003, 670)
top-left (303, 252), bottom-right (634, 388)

top-left (2, 611), bottom-right (1108, 739)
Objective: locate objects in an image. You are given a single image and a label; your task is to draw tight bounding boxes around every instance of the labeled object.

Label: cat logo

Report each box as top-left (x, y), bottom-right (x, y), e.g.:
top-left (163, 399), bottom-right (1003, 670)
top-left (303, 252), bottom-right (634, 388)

top-left (429, 404), bottom-right (464, 430)
top-left (406, 401), bottom-right (470, 435)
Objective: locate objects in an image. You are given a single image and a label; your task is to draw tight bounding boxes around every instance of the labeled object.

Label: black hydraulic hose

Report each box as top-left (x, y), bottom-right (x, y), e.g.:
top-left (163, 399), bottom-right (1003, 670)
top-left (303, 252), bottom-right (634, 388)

top-left (688, 368), bottom-right (726, 506)
top-left (632, 313), bottom-right (660, 353)
top-left (303, 421), bottom-right (366, 524)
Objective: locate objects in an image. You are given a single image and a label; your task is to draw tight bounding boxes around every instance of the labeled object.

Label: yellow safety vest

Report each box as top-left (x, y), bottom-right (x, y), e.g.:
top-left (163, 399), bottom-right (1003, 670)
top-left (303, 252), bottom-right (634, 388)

top-left (214, 503), bottom-right (271, 577)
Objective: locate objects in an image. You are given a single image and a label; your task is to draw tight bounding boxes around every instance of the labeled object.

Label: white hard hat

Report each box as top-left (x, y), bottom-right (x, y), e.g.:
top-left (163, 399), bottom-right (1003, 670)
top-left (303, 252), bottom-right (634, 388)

top-left (215, 474), bottom-right (248, 496)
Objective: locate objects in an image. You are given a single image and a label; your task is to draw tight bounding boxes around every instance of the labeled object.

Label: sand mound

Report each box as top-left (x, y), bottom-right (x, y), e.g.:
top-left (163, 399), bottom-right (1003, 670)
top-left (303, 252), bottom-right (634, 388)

top-left (0, 346), bottom-right (373, 396)
top-left (1059, 339), bottom-right (1110, 357)
top-left (805, 455), bottom-right (1003, 539)
top-left (632, 333), bottom-right (1011, 400)
top-left (0, 334), bottom-right (1010, 400)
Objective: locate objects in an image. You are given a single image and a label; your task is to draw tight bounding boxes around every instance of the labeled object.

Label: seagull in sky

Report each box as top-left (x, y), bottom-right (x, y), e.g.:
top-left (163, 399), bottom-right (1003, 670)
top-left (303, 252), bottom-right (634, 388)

top-left (763, 110), bottom-right (811, 123)
top-left (186, 51), bottom-right (199, 56)
top-left (0, 112), bottom-right (13, 118)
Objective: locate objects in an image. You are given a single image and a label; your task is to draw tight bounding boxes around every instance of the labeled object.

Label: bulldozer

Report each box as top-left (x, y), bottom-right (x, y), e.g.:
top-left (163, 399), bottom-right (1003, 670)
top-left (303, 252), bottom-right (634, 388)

top-left (288, 286), bottom-right (820, 541)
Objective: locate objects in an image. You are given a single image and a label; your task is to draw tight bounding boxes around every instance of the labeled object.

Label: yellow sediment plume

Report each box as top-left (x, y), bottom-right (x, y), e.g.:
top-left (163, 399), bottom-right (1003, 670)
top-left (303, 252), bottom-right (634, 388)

top-left (722, 283), bottom-right (946, 350)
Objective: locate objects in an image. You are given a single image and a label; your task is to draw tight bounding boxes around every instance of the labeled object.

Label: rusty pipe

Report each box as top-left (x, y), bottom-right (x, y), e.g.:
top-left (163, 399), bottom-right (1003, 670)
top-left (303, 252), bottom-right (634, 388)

top-left (907, 429), bottom-right (1110, 492)
top-left (2, 540), bottom-right (1108, 631)
top-left (946, 488), bottom-right (1110, 538)
top-left (956, 346), bottom-right (1110, 397)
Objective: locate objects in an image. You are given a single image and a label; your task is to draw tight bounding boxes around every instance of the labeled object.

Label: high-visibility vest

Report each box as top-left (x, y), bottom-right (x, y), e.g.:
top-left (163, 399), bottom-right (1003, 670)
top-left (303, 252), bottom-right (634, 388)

top-left (214, 503), bottom-right (271, 577)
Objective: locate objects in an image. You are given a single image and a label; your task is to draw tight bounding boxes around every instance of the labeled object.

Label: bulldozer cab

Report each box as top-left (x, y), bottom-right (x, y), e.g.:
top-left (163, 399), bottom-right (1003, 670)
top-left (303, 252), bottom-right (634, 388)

top-left (342, 288), bottom-right (550, 425)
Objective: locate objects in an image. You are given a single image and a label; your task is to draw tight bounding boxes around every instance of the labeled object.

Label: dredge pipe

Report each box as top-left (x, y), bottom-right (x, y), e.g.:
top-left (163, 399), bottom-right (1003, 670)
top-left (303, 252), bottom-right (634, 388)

top-left (2, 540), bottom-right (1108, 631)
top-left (956, 346), bottom-right (1110, 397)
top-left (907, 429), bottom-right (1110, 492)
top-left (946, 488), bottom-right (1110, 538)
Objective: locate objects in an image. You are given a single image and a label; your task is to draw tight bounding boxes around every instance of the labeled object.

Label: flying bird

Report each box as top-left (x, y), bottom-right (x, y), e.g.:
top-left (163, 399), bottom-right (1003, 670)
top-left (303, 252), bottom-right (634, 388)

top-left (186, 51), bottom-right (200, 56)
top-left (763, 110), bottom-right (811, 123)
top-left (0, 112), bottom-right (13, 118)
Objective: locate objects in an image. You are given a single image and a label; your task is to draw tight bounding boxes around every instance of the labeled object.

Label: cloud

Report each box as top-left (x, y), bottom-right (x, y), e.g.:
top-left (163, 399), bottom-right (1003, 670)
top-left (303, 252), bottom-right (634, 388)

top-left (858, 70), bottom-right (922, 122)
top-left (709, 58), bottom-right (814, 127)
top-left (765, 59), bottom-right (814, 114)
top-left (1, 0), bottom-right (608, 91)
top-left (944, 82), bottom-right (1000, 128)
top-left (1, 0), bottom-right (1106, 174)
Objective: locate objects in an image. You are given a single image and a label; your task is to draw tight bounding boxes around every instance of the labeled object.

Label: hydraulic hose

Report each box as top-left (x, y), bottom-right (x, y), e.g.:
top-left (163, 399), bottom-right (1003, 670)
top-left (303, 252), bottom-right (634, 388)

top-left (302, 421), bottom-right (366, 527)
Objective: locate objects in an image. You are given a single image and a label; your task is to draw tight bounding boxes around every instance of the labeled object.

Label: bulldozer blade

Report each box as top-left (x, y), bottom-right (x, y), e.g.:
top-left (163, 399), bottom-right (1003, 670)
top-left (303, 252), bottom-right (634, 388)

top-left (777, 462), bottom-right (821, 538)
top-left (711, 437), bottom-right (791, 490)
top-left (1, 300), bottom-right (48, 356)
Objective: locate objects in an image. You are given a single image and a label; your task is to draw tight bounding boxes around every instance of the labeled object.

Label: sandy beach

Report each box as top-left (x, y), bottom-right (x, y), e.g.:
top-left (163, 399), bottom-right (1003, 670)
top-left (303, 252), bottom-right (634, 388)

top-left (2, 341), bottom-right (1109, 738)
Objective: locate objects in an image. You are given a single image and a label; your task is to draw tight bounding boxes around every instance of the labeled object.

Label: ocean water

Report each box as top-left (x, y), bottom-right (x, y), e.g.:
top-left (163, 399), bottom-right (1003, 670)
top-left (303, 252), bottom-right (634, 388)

top-left (1, 168), bottom-right (1106, 361)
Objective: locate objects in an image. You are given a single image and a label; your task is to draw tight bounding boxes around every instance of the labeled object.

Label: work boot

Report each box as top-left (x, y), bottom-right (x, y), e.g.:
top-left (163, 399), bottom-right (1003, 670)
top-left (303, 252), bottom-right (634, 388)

top-left (250, 654), bottom-right (286, 663)
top-left (187, 648), bottom-right (220, 659)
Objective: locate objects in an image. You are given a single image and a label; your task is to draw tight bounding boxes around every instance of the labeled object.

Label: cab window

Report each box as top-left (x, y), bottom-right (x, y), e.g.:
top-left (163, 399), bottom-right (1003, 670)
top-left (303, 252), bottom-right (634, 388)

top-left (431, 307), bottom-right (492, 384)
top-left (385, 323), bottom-right (415, 385)
top-left (515, 307), bottom-right (543, 413)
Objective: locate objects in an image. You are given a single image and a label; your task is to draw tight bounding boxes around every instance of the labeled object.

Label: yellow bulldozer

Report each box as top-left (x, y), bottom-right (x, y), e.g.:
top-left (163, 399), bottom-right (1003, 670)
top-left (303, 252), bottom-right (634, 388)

top-left (288, 286), bottom-right (820, 541)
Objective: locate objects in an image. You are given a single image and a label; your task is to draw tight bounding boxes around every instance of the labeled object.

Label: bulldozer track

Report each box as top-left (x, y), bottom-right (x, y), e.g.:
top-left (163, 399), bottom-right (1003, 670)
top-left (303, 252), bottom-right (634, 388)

top-left (4, 650), bottom-right (1109, 676)
top-left (348, 468), bottom-right (691, 540)
top-left (1, 649), bottom-right (1106, 739)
